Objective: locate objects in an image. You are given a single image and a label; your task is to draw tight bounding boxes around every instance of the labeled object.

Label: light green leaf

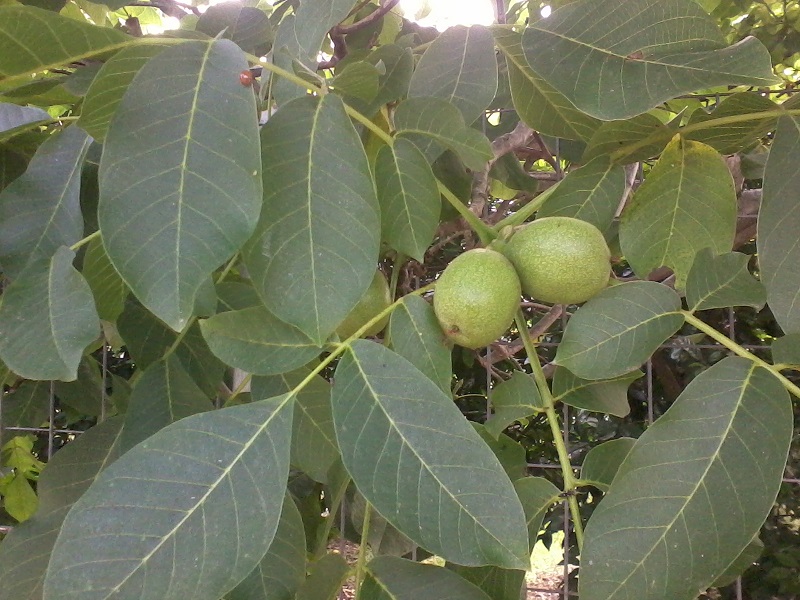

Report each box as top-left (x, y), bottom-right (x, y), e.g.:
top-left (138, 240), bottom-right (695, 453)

top-left (79, 44), bottom-right (169, 142)
top-left (408, 25), bottom-right (497, 125)
top-left (243, 94), bottom-right (379, 345)
top-left (253, 368), bottom-right (338, 484)
top-left (228, 495), bottom-right (307, 600)
top-left (685, 92), bottom-right (779, 154)
top-left (445, 565), bottom-right (525, 600)
top-left (387, 295), bottom-right (452, 394)
top-left (582, 113), bottom-right (674, 163)
top-left (493, 27), bottom-right (600, 141)
top-left (0, 6), bottom-right (130, 88)
top-left (522, 0), bottom-right (778, 120)
top-left (99, 39), bottom-right (262, 331)
top-left (82, 236), bottom-right (128, 322)
top-left (294, 553), bottom-right (350, 600)
top-left (120, 356), bottom-right (213, 453)
top-left (484, 372), bottom-right (543, 439)
top-left (2, 472), bottom-right (39, 522)
top-left (44, 394), bottom-right (294, 600)
top-left (757, 115), bottom-right (800, 334)
top-left (332, 340), bottom-right (528, 569)
top-left (514, 476), bottom-right (561, 550)
top-left (552, 367), bottom-right (641, 417)
top-left (394, 97), bottom-right (493, 170)
top-left (555, 282), bottom-right (684, 380)
top-left (200, 306), bottom-right (322, 376)
top-left (472, 424), bottom-right (527, 482)
top-left (579, 357), bottom-right (793, 600)
top-left (0, 125), bottom-right (91, 279)
top-left (0, 417), bottom-right (124, 600)
top-left (579, 437), bottom-right (636, 491)
top-left (0, 247), bottom-right (99, 381)
top-left (538, 156), bottom-right (624, 234)
top-left (685, 248), bottom-right (766, 312)
top-left (375, 138), bottom-right (440, 262)
top-left (771, 333), bottom-right (800, 366)
top-left (620, 136), bottom-right (737, 288)
top-left (362, 557), bottom-right (492, 600)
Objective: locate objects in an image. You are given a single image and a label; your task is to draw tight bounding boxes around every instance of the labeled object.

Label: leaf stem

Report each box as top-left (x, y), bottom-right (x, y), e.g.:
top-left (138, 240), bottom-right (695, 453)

top-left (353, 502), bottom-right (373, 600)
top-left (682, 311), bottom-right (800, 400)
top-left (514, 309), bottom-right (585, 550)
top-left (69, 229), bottom-right (101, 252)
top-left (492, 180), bottom-right (561, 231)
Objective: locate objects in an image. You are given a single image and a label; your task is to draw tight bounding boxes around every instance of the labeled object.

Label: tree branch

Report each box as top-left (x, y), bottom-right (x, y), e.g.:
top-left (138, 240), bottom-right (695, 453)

top-left (333, 0), bottom-right (401, 35)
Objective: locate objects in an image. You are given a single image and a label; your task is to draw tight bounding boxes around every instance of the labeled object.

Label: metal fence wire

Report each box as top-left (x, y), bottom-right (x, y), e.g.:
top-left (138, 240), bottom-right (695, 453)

top-left (1, 94), bottom-right (799, 600)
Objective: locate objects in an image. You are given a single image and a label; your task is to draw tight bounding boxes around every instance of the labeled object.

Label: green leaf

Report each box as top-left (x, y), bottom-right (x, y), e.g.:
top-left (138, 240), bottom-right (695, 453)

top-left (0, 143), bottom-right (29, 192)
top-left (579, 437), bottom-right (636, 491)
top-left (757, 115), bottom-right (800, 334)
top-left (54, 356), bottom-right (104, 416)
top-left (0, 417), bottom-right (124, 600)
top-left (408, 25), bottom-right (497, 126)
top-left (361, 556), bottom-right (492, 600)
top-left (580, 357), bottom-right (793, 600)
top-left (294, 553), bottom-right (350, 600)
top-left (537, 156), bottom-right (624, 234)
top-left (472, 424), bottom-right (528, 482)
top-left (685, 248), bottom-right (766, 311)
top-left (484, 372), bottom-right (543, 439)
top-left (2, 380), bottom-right (50, 430)
top-left (44, 394), bottom-right (294, 600)
top-left (196, 4), bottom-right (273, 56)
top-left (354, 44), bottom-right (413, 118)
top-left (120, 356), bottom-right (213, 453)
top-left (552, 367), bottom-right (641, 417)
top-left (387, 295), bottom-right (452, 394)
top-left (522, 0), bottom-right (778, 120)
top-left (489, 152), bottom-right (537, 194)
top-left (200, 306), bottom-right (322, 376)
top-left (445, 565), bottom-right (525, 600)
top-left (620, 136), bottom-right (737, 287)
top-left (0, 6), bottom-right (130, 88)
top-left (514, 476), bottom-right (561, 550)
top-left (555, 282), bottom-right (684, 380)
top-left (79, 44), bottom-right (169, 142)
top-left (712, 536), bottom-right (763, 588)
top-left (216, 281), bottom-right (262, 312)
top-left (2, 472), bottom-right (39, 522)
top-left (0, 125), bottom-right (91, 279)
top-left (394, 97), bottom-right (493, 170)
top-left (771, 333), bottom-right (800, 366)
top-left (684, 92), bottom-right (779, 154)
top-left (582, 113), bottom-right (674, 163)
top-left (252, 368), bottom-right (338, 484)
top-left (0, 247), bottom-right (99, 381)
top-left (375, 138), bottom-right (441, 261)
top-left (0, 103), bottom-right (50, 141)
top-left (228, 495), bottom-right (307, 600)
top-left (350, 492), bottom-right (415, 557)
top-left (99, 39), bottom-right (262, 331)
top-left (493, 27), bottom-right (600, 141)
top-left (332, 340), bottom-right (528, 569)
top-left (330, 61), bottom-right (381, 101)
top-left (243, 94), bottom-right (379, 345)
top-left (82, 235), bottom-right (129, 322)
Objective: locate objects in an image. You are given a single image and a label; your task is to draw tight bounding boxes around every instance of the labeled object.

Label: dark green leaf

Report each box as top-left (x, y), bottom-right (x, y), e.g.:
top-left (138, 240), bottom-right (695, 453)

top-left (552, 367), bottom-right (641, 417)
top-left (362, 557), bottom-right (491, 600)
top-left (484, 372), bottom-right (543, 439)
top-left (332, 340), bottom-right (528, 569)
top-left (2, 380), bottom-right (50, 430)
top-left (408, 25), bottom-right (497, 126)
top-left (620, 137), bottom-right (737, 287)
top-left (771, 333), bottom-right (800, 366)
top-left (493, 28), bottom-right (600, 141)
top-left (579, 437), bottom-right (636, 491)
top-left (446, 565), bottom-right (525, 600)
top-left (216, 281), bottom-right (262, 312)
top-left (54, 356), bottom-right (104, 416)
top-left (514, 476), bottom-right (561, 550)
top-left (579, 357), bottom-right (793, 600)
top-left (685, 92), bottom-right (778, 154)
top-left (120, 356), bottom-right (213, 453)
top-left (555, 282), bottom-right (684, 380)
top-left (0, 126), bottom-right (91, 279)
top-left (522, 0), bottom-right (777, 120)
top-left (488, 152), bottom-right (537, 194)
top-left (355, 44), bottom-right (413, 117)
top-left (228, 495), bottom-right (307, 600)
top-left (712, 536), bottom-right (763, 588)
top-left (757, 115), bottom-right (800, 334)
top-left (99, 39), bottom-right (262, 331)
top-left (294, 553), bottom-right (350, 600)
top-left (82, 236), bottom-right (129, 321)
top-left (472, 424), bottom-right (527, 482)
top-left (538, 156), bottom-right (624, 235)
top-left (44, 394), bottom-right (294, 600)
top-left (350, 493), bottom-right (415, 557)
top-left (330, 61), bottom-right (381, 101)
top-left (582, 113), bottom-right (674, 163)
top-left (0, 247), bottom-right (99, 381)
top-left (253, 368), bottom-right (338, 484)
top-left (200, 306), bottom-right (322, 376)
top-left (375, 138), bottom-right (440, 261)
top-left (387, 295), bottom-right (452, 394)
top-left (243, 94), bottom-right (379, 345)
top-left (685, 248), bottom-right (766, 311)
top-left (0, 103), bottom-right (50, 141)
top-left (196, 4), bottom-right (273, 55)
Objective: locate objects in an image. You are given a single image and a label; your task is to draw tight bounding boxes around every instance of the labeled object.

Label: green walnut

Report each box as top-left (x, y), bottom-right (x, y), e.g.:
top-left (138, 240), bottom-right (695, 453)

top-left (336, 270), bottom-right (392, 340)
top-left (504, 216), bottom-right (611, 305)
top-left (434, 248), bottom-right (521, 349)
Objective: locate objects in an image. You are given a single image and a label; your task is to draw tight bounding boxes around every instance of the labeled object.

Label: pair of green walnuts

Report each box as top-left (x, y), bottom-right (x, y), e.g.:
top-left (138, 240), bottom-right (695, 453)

top-left (434, 216), bottom-right (612, 349)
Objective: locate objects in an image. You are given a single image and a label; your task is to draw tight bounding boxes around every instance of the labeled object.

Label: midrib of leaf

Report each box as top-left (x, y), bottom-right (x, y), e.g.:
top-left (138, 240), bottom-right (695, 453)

top-left (307, 103), bottom-right (322, 336)
top-left (449, 28), bottom-right (471, 106)
top-left (606, 364), bottom-right (757, 598)
top-left (349, 350), bottom-right (516, 558)
top-left (663, 147), bottom-right (688, 267)
top-left (690, 270), bottom-right (742, 311)
top-left (47, 259), bottom-right (65, 367)
top-left (100, 392), bottom-right (294, 597)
